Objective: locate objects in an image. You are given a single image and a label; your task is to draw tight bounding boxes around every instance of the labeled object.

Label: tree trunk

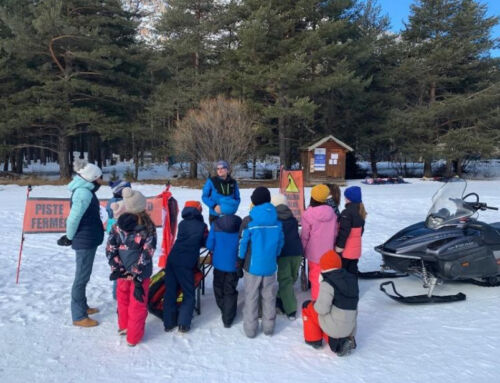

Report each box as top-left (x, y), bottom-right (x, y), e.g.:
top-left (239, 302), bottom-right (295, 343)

top-left (423, 158), bottom-right (432, 178)
top-left (445, 160), bottom-right (453, 177)
top-left (278, 116), bottom-right (286, 168)
top-left (252, 155), bottom-right (257, 179)
top-left (3, 154), bottom-right (8, 172)
top-left (134, 150), bottom-right (139, 181)
top-left (455, 159), bottom-right (462, 177)
top-left (58, 135), bottom-right (71, 179)
top-left (14, 149), bottom-right (23, 174)
top-left (370, 149), bottom-right (378, 178)
top-left (189, 159), bottom-right (198, 179)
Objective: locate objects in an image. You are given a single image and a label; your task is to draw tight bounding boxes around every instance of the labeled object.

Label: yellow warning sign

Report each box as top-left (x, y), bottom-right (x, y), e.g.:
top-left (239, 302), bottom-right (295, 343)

top-left (286, 174), bottom-right (299, 193)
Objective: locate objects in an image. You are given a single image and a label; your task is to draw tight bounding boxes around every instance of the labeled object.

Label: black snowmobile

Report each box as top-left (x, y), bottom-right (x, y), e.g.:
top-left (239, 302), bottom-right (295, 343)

top-left (373, 178), bottom-right (500, 304)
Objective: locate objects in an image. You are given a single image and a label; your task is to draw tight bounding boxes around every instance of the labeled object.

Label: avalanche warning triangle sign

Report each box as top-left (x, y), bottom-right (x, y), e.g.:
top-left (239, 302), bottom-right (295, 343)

top-left (286, 174), bottom-right (299, 193)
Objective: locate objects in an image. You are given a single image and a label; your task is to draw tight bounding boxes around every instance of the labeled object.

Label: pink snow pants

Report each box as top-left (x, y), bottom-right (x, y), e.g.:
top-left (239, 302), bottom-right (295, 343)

top-left (117, 278), bottom-right (150, 345)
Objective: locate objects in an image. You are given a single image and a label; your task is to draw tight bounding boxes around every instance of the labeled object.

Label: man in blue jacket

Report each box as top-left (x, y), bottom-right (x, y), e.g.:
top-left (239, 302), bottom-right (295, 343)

top-left (57, 159), bottom-right (105, 327)
top-left (202, 160), bottom-right (240, 224)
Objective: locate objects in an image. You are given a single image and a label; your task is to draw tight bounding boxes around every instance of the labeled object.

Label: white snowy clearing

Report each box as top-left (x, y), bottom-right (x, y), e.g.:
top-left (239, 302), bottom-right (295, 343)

top-left (1, 180), bottom-right (499, 383)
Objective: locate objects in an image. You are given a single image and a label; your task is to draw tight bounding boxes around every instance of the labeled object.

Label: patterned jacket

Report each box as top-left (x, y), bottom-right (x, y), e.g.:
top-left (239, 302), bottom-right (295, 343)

top-left (106, 213), bottom-right (157, 281)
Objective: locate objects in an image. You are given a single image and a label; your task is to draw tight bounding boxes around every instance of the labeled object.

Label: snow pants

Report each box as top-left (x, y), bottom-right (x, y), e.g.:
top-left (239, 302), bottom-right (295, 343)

top-left (213, 268), bottom-right (239, 327)
top-left (277, 256), bottom-right (302, 315)
top-left (243, 271), bottom-right (277, 338)
top-left (71, 247), bottom-right (97, 321)
top-left (302, 300), bottom-right (353, 353)
top-left (163, 263), bottom-right (195, 328)
top-left (341, 258), bottom-right (359, 275)
top-left (308, 261), bottom-right (321, 300)
top-left (117, 278), bottom-right (150, 345)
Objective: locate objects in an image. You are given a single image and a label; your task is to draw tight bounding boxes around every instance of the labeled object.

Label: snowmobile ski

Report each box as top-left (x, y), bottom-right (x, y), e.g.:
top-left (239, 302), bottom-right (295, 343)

top-left (379, 281), bottom-right (466, 304)
top-left (357, 270), bottom-right (408, 279)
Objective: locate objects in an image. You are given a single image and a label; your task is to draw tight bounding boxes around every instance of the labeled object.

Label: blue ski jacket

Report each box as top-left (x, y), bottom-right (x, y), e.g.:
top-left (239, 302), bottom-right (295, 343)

top-left (202, 176), bottom-right (240, 218)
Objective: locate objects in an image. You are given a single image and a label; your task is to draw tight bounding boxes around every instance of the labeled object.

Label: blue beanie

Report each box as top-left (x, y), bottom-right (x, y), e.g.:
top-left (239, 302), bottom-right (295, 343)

top-left (109, 180), bottom-right (131, 197)
top-left (216, 160), bottom-right (229, 169)
top-left (219, 197), bottom-right (238, 215)
top-left (344, 186), bottom-right (362, 203)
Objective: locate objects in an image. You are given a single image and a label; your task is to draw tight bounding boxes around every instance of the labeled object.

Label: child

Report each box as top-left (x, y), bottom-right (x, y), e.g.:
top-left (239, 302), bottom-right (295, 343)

top-left (238, 187), bottom-right (284, 338)
top-left (271, 193), bottom-right (303, 320)
top-left (106, 188), bottom-right (156, 346)
top-left (302, 250), bottom-right (358, 356)
top-left (301, 184), bottom-right (338, 300)
top-left (206, 197), bottom-right (242, 328)
top-left (106, 180), bottom-right (131, 300)
top-left (325, 183), bottom-right (341, 218)
top-left (335, 186), bottom-right (366, 275)
top-left (163, 201), bottom-right (208, 333)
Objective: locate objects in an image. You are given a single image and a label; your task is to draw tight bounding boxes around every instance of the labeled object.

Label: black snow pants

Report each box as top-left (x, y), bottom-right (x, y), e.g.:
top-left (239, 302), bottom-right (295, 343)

top-left (213, 268), bottom-right (239, 327)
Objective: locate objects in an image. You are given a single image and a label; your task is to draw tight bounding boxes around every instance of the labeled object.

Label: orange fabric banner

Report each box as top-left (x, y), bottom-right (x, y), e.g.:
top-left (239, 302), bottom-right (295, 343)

top-left (279, 168), bottom-right (305, 221)
top-left (22, 197), bottom-right (163, 234)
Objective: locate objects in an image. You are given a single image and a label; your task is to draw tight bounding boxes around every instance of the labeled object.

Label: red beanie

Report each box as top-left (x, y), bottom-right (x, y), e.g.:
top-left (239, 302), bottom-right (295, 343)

top-left (320, 250), bottom-right (342, 271)
top-left (184, 201), bottom-right (202, 212)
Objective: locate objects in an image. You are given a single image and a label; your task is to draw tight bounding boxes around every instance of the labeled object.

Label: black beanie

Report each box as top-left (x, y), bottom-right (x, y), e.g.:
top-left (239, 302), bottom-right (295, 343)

top-left (251, 187), bottom-right (271, 206)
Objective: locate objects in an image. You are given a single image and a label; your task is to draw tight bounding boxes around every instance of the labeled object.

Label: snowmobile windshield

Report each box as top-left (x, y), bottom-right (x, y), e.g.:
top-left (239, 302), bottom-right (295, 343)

top-left (426, 179), bottom-right (473, 229)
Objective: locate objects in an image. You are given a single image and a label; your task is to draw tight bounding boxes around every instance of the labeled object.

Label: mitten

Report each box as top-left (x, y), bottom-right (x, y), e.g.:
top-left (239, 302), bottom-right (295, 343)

top-left (236, 258), bottom-right (244, 279)
top-left (57, 235), bottom-right (72, 246)
top-left (133, 278), bottom-right (145, 302)
top-left (109, 269), bottom-right (122, 281)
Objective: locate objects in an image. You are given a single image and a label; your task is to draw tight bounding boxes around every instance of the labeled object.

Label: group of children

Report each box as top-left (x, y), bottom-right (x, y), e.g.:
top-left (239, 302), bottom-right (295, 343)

top-left (103, 177), bottom-right (366, 356)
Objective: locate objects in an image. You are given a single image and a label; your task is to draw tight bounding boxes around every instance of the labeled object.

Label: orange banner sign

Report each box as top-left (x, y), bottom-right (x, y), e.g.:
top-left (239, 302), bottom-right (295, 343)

top-left (279, 168), bottom-right (305, 221)
top-left (23, 197), bottom-right (163, 234)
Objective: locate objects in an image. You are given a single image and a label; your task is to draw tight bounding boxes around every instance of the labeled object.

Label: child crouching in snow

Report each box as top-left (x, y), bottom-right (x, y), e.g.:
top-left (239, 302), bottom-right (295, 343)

top-left (106, 188), bottom-right (157, 347)
top-left (302, 250), bottom-right (358, 357)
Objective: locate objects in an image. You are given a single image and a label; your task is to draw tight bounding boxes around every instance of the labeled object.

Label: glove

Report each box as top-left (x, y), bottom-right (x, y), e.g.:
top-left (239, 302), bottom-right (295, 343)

top-left (57, 235), bottom-right (72, 246)
top-left (236, 258), bottom-right (244, 279)
top-left (109, 269), bottom-right (122, 281)
top-left (133, 278), bottom-right (145, 303)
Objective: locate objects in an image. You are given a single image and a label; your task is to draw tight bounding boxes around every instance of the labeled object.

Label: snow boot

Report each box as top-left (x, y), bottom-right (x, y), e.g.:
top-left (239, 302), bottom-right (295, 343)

top-left (118, 328), bottom-right (127, 336)
top-left (87, 307), bottom-right (99, 315)
top-left (306, 340), bottom-right (322, 349)
top-left (178, 325), bottom-right (190, 333)
top-left (73, 317), bottom-right (98, 327)
top-left (336, 338), bottom-right (355, 357)
top-left (286, 311), bottom-right (296, 321)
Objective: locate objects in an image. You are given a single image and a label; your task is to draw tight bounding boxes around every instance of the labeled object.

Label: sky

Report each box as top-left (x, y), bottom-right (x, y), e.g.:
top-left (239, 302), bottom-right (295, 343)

top-left (376, 0), bottom-right (500, 57)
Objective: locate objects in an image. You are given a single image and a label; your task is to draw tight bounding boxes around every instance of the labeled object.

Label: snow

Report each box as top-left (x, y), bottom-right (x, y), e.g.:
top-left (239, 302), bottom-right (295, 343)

top-left (1, 180), bottom-right (500, 382)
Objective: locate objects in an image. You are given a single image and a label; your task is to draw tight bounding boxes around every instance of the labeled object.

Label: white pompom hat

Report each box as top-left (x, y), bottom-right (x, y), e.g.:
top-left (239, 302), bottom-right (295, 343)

top-left (122, 187), bottom-right (147, 214)
top-left (73, 158), bottom-right (102, 182)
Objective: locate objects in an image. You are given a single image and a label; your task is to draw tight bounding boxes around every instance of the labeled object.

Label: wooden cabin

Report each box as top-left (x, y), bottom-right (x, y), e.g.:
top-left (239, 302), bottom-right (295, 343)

top-left (300, 135), bottom-right (353, 185)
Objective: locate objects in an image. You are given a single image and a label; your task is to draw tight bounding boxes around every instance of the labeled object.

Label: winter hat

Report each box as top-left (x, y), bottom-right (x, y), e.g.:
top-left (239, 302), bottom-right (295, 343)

top-left (271, 193), bottom-right (288, 207)
top-left (73, 158), bottom-right (102, 183)
top-left (311, 184), bottom-right (330, 203)
top-left (110, 200), bottom-right (127, 219)
top-left (110, 180), bottom-right (131, 197)
top-left (122, 187), bottom-right (147, 214)
top-left (320, 250), bottom-right (342, 271)
top-left (185, 200), bottom-right (202, 212)
top-left (251, 187), bottom-right (271, 206)
top-left (216, 160), bottom-right (229, 169)
top-left (344, 186), bottom-right (362, 203)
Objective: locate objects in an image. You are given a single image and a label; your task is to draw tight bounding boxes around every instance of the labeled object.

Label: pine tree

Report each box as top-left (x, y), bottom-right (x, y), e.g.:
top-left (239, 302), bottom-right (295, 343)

top-left (1, 0), bottom-right (148, 178)
top-left (393, 0), bottom-right (499, 177)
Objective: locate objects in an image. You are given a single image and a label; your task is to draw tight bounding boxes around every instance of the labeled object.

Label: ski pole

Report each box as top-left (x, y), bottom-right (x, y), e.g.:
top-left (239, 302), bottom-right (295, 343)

top-left (16, 185), bottom-right (32, 284)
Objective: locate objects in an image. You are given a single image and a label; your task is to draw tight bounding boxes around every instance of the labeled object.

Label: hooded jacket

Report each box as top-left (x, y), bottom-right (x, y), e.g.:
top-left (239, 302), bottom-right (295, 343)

top-left (66, 176), bottom-right (104, 250)
top-left (275, 204), bottom-right (303, 257)
top-left (336, 202), bottom-right (365, 260)
top-left (202, 176), bottom-right (240, 217)
top-left (238, 202), bottom-right (284, 276)
top-left (105, 213), bottom-right (157, 280)
top-left (300, 205), bottom-right (337, 264)
top-left (167, 207), bottom-right (208, 268)
top-left (206, 213), bottom-right (242, 272)
top-left (314, 268), bottom-right (359, 338)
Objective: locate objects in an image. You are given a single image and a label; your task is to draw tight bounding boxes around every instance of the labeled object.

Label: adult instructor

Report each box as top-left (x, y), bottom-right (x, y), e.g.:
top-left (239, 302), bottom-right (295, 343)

top-left (202, 160), bottom-right (241, 225)
top-left (57, 159), bottom-right (105, 327)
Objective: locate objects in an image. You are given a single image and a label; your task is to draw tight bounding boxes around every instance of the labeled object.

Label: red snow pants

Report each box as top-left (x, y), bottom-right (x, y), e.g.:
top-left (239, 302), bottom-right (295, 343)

top-left (308, 261), bottom-right (321, 301)
top-left (117, 278), bottom-right (150, 345)
top-left (302, 300), bottom-right (328, 343)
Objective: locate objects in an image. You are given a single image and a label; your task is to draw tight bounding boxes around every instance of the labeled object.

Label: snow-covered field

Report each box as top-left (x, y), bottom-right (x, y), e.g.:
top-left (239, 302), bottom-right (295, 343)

top-left (1, 180), bottom-right (499, 383)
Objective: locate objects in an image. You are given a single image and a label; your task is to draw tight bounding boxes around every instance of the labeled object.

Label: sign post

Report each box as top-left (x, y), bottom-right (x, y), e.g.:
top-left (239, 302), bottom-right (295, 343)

top-left (279, 167), bottom-right (305, 221)
top-left (16, 185), bottom-right (32, 284)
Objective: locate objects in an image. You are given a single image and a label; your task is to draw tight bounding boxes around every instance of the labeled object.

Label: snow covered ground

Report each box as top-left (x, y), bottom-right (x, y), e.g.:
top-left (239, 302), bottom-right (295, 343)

top-left (1, 180), bottom-right (499, 382)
